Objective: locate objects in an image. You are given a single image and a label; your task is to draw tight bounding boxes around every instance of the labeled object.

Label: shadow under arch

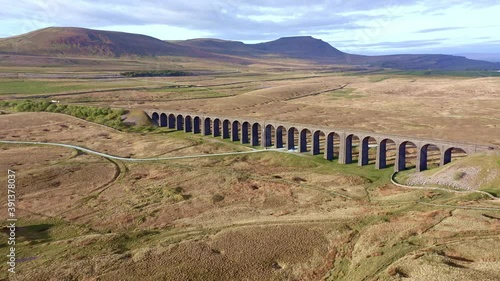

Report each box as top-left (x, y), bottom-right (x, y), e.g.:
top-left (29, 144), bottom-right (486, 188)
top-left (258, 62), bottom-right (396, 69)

top-left (168, 114), bottom-right (176, 129)
top-left (299, 128), bottom-right (312, 153)
top-left (264, 124), bottom-right (276, 147)
top-left (184, 115), bottom-right (193, 132)
top-left (376, 138), bottom-right (397, 169)
top-left (203, 117), bottom-right (212, 135)
top-left (193, 116), bottom-right (201, 133)
top-left (251, 123), bottom-right (262, 146)
top-left (344, 133), bottom-right (361, 164)
top-left (275, 125), bottom-right (287, 148)
top-left (176, 114), bottom-right (184, 130)
top-left (418, 143), bottom-right (441, 171)
top-left (151, 112), bottom-right (159, 126)
top-left (312, 130), bottom-right (326, 155)
top-left (213, 118), bottom-right (222, 137)
top-left (442, 147), bottom-right (468, 166)
top-left (396, 140), bottom-right (418, 171)
top-left (359, 136), bottom-right (377, 166)
top-left (241, 121), bottom-right (251, 144)
top-left (287, 127), bottom-right (299, 150)
top-left (159, 113), bottom-right (167, 127)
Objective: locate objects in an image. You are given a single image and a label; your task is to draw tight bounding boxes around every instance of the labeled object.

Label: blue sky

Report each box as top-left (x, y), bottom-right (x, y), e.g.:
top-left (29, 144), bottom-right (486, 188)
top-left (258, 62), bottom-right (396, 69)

top-left (1, 0), bottom-right (500, 57)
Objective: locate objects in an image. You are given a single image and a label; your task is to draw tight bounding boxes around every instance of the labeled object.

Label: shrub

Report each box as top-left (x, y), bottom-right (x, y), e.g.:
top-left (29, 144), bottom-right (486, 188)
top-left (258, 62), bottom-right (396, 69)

top-left (211, 194), bottom-right (225, 203)
top-left (120, 70), bottom-right (192, 77)
top-left (453, 171), bottom-right (466, 180)
top-left (387, 266), bottom-right (408, 277)
top-left (1, 100), bottom-right (127, 130)
top-left (292, 176), bottom-right (307, 183)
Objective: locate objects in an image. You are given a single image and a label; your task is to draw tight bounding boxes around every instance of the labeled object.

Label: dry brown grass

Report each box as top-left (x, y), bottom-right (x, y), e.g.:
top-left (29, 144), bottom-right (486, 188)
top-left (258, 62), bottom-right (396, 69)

top-left (1, 71), bottom-right (500, 280)
top-left (0, 112), bottom-right (239, 158)
top-left (1, 126), bottom-right (499, 280)
top-left (109, 74), bottom-right (500, 147)
top-left (99, 224), bottom-right (336, 281)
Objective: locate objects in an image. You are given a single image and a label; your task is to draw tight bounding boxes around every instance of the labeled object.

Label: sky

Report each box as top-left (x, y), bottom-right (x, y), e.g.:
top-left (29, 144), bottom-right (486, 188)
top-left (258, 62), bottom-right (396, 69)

top-left (1, 0), bottom-right (500, 57)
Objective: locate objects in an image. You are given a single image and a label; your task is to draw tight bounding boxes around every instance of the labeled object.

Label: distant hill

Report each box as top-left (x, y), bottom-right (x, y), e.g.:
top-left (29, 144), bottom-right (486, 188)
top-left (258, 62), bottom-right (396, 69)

top-left (171, 38), bottom-right (261, 57)
top-left (1, 27), bottom-right (499, 70)
top-left (250, 36), bottom-right (346, 59)
top-left (0, 27), bottom-right (192, 57)
top-left (356, 54), bottom-right (500, 71)
top-left (177, 36), bottom-right (499, 70)
top-left (457, 53), bottom-right (500, 63)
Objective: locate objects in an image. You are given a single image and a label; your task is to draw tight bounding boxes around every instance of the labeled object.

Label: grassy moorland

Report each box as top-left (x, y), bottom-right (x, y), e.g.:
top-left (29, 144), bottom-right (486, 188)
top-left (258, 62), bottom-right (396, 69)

top-left (0, 46), bottom-right (498, 280)
top-left (0, 111), bottom-right (499, 281)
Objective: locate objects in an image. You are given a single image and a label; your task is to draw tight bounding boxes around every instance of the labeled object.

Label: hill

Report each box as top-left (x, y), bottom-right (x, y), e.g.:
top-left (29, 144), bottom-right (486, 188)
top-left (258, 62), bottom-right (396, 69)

top-left (250, 36), bottom-right (346, 59)
top-left (0, 27), bottom-right (204, 57)
top-left (171, 38), bottom-right (261, 57)
top-left (360, 54), bottom-right (500, 71)
top-left (178, 36), bottom-right (499, 70)
top-left (1, 27), bottom-right (499, 70)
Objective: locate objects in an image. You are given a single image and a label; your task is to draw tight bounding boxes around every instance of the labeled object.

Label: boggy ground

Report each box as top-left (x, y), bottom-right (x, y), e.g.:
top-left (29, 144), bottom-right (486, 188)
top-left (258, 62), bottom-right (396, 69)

top-left (1, 112), bottom-right (500, 281)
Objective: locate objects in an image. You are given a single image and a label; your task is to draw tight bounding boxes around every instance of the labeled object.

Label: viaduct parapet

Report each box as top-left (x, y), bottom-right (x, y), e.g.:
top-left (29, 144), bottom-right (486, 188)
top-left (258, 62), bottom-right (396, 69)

top-left (146, 110), bottom-right (494, 172)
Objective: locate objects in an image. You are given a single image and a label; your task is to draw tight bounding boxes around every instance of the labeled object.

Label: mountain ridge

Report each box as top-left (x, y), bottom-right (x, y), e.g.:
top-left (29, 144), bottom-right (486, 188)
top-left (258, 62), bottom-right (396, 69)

top-left (0, 27), bottom-right (498, 70)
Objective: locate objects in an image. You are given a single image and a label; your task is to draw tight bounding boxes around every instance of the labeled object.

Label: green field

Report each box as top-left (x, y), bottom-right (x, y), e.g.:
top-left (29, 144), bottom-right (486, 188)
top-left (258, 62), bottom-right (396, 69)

top-left (0, 78), bottom-right (165, 96)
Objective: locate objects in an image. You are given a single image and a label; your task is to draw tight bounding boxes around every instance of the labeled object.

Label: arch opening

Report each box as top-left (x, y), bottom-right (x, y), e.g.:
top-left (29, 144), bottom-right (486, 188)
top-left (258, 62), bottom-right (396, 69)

top-left (275, 126), bottom-right (286, 149)
top-left (241, 122), bottom-right (251, 144)
top-left (264, 124), bottom-right (276, 147)
top-left (344, 134), bottom-right (360, 164)
top-left (312, 130), bottom-right (325, 156)
top-left (324, 132), bottom-right (339, 160)
top-left (203, 118), bottom-right (212, 135)
top-left (251, 123), bottom-right (262, 146)
top-left (176, 115), bottom-right (184, 130)
top-left (184, 116), bottom-right (192, 132)
top-left (287, 127), bottom-right (299, 151)
top-left (231, 121), bottom-right (240, 142)
top-left (442, 147), bottom-right (467, 166)
top-left (222, 119), bottom-right (231, 139)
top-left (359, 136), bottom-right (377, 166)
top-left (376, 138), bottom-right (397, 169)
top-left (299, 129), bottom-right (312, 153)
top-left (168, 114), bottom-right (176, 129)
top-left (159, 113), bottom-right (167, 127)
top-left (151, 112), bottom-right (159, 126)
top-left (417, 144), bottom-right (441, 171)
top-left (193, 117), bottom-right (201, 134)
top-left (213, 119), bottom-right (222, 137)
top-left (395, 141), bottom-right (418, 172)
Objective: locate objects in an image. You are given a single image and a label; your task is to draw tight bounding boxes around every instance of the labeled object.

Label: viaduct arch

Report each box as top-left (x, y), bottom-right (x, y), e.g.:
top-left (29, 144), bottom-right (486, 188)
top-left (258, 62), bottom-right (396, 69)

top-left (146, 110), bottom-right (493, 172)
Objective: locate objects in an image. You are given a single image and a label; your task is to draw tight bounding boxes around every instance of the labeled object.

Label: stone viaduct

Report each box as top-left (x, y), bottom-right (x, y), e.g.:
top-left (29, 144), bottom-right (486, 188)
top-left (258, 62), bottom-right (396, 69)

top-left (146, 110), bottom-right (494, 172)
